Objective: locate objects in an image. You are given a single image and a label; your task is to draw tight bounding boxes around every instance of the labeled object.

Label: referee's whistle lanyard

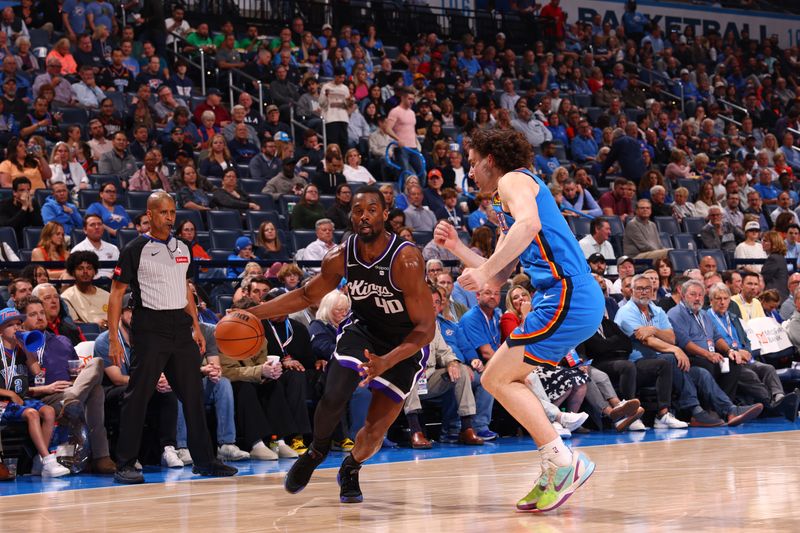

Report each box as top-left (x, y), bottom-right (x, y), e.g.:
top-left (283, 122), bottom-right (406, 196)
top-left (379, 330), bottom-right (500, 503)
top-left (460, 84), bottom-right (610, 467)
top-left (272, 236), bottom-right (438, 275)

top-left (267, 319), bottom-right (293, 358)
top-left (145, 233), bottom-right (179, 259)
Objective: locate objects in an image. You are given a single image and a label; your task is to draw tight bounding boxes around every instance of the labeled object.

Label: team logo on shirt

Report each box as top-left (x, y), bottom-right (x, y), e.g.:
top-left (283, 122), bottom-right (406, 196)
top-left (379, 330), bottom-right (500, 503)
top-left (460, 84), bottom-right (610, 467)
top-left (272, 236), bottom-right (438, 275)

top-left (114, 266), bottom-right (122, 276)
top-left (175, 256), bottom-right (189, 263)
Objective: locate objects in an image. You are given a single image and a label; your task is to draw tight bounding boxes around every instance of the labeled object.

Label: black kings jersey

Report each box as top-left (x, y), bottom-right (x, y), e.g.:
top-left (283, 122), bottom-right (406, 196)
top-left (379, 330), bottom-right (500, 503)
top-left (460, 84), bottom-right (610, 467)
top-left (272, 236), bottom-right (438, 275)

top-left (344, 233), bottom-right (415, 344)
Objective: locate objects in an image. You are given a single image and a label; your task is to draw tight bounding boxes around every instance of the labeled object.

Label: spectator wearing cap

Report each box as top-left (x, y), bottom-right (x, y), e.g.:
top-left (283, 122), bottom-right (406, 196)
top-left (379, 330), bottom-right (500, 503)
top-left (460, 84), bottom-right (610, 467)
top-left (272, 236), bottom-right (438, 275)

top-left (612, 256), bottom-right (636, 295)
top-left (193, 88), bottom-right (231, 128)
top-left (595, 72), bottom-right (623, 107)
top-left (734, 221), bottom-right (767, 273)
top-left (319, 67), bottom-right (352, 151)
top-left (262, 158), bottom-right (307, 199)
top-left (261, 105), bottom-right (291, 142)
top-left (587, 253), bottom-right (614, 293)
top-left (423, 169), bottom-right (447, 218)
top-left (227, 236), bottom-right (255, 279)
top-left (534, 141), bottom-right (560, 179)
top-left (161, 127), bottom-right (195, 164)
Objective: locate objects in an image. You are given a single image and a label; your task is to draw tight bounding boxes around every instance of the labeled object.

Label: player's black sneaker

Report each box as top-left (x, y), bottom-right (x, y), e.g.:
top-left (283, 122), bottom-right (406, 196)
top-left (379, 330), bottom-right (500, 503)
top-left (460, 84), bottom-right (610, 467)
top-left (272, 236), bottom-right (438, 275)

top-left (193, 460), bottom-right (238, 477)
top-left (284, 445), bottom-right (327, 494)
top-left (337, 456), bottom-right (363, 503)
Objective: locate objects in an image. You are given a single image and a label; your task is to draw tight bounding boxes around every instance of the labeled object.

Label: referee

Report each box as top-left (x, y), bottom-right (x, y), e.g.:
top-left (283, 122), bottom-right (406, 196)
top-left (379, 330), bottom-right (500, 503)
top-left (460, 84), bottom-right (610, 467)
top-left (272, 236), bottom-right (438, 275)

top-left (107, 192), bottom-right (237, 483)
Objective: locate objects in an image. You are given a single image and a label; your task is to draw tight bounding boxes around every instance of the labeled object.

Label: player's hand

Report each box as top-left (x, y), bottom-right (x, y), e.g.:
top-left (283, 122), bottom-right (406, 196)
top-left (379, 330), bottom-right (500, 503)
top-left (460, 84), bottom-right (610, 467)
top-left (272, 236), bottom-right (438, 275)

top-left (156, 373), bottom-right (172, 393)
top-left (470, 358), bottom-right (484, 373)
top-left (520, 299), bottom-right (532, 317)
top-left (457, 267), bottom-right (488, 292)
top-left (108, 336), bottom-right (125, 367)
top-left (433, 220), bottom-right (459, 250)
top-left (282, 358), bottom-right (305, 372)
top-left (193, 328), bottom-right (206, 355)
top-left (315, 359), bottom-right (328, 371)
top-left (447, 361), bottom-right (460, 382)
top-left (8, 392), bottom-right (23, 405)
top-left (358, 349), bottom-right (392, 387)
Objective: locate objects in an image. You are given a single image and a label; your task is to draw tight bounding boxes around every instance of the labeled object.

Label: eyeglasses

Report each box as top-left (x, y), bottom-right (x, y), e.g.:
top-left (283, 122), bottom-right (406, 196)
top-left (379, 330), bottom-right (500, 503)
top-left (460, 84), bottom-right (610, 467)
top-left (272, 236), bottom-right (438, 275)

top-left (633, 286), bottom-right (651, 292)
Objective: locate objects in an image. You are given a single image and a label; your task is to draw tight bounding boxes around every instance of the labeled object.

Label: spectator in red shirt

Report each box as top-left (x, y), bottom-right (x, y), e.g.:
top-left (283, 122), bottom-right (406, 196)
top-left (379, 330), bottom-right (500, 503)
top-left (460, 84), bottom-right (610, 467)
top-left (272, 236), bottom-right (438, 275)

top-left (192, 88), bottom-right (231, 128)
top-left (539, 0), bottom-right (567, 41)
top-left (598, 178), bottom-right (635, 222)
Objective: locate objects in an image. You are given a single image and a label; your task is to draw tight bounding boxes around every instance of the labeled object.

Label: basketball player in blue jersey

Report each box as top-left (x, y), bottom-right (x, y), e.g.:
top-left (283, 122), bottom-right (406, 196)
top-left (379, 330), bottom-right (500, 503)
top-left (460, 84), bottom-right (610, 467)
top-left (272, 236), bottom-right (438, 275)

top-left (250, 186), bottom-right (435, 504)
top-left (434, 129), bottom-right (604, 513)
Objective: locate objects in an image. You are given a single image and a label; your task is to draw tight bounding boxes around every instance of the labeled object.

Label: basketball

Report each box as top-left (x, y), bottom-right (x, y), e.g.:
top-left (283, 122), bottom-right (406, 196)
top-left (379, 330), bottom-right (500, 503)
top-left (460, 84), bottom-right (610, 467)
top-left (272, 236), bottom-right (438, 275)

top-left (215, 310), bottom-right (265, 360)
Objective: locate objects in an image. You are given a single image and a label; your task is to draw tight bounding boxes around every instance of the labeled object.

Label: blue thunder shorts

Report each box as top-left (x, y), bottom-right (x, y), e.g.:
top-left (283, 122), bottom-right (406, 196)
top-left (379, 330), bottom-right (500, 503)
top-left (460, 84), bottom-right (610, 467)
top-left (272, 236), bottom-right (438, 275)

top-left (0, 399), bottom-right (47, 423)
top-left (506, 273), bottom-right (604, 366)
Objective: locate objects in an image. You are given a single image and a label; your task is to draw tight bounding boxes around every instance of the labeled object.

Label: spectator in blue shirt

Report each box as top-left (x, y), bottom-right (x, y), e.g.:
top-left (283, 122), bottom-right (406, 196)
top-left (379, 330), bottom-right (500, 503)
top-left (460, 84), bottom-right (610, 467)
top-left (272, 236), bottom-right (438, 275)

top-left (753, 168), bottom-right (780, 205)
top-left (457, 45), bottom-right (481, 80)
top-left (62, 0), bottom-right (89, 40)
top-left (41, 181), bottom-right (83, 235)
top-left (458, 284), bottom-right (502, 440)
top-left (534, 141), bottom-right (560, 179)
top-left (571, 120), bottom-right (599, 162)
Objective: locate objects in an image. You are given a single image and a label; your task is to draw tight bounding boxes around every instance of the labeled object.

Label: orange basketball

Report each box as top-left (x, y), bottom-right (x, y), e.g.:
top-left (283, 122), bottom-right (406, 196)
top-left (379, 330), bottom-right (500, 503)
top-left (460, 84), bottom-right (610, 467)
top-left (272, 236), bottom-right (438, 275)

top-left (215, 310), bottom-right (265, 360)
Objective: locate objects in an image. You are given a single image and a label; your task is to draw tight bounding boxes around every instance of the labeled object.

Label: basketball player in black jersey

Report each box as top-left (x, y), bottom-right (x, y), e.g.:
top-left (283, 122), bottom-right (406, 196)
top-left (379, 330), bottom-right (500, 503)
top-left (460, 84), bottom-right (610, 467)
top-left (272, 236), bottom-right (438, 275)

top-left (250, 186), bottom-right (435, 503)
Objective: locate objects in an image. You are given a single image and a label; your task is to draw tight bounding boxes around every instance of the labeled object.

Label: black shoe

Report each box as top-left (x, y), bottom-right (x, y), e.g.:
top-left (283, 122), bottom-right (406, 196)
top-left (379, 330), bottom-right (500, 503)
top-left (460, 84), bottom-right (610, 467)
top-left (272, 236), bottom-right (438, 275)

top-left (337, 458), bottom-right (363, 504)
top-left (193, 459), bottom-right (238, 477)
top-left (689, 410), bottom-right (725, 427)
top-left (114, 465), bottom-right (144, 484)
top-left (774, 392), bottom-right (800, 422)
top-left (284, 445), bottom-right (327, 494)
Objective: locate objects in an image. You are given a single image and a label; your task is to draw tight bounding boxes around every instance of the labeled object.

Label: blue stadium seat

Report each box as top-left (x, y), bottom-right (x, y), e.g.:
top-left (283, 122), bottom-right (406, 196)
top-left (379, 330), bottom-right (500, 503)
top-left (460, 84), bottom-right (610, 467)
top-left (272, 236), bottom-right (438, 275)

top-left (89, 174), bottom-right (122, 191)
top-left (678, 179), bottom-right (700, 199)
top-left (77, 323), bottom-right (100, 335)
top-left (413, 231), bottom-right (433, 246)
top-left (117, 229), bottom-right (140, 250)
top-left (249, 194), bottom-right (275, 212)
top-left (126, 191), bottom-right (151, 210)
top-left (0, 227), bottom-right (19, 254)
top-left (23, 227), bottom-right (43, 250)
top-left (176, 209), bottom-right (205, 231)
top-left (572, 217), bottom-right (591, 236)
top-left (239, 179), bottom-right (262, 194)
top-left (55, 107), bottom-right (88, 125)
top-left (319, 195), bottom-right (335, 210)
top-left (672, 233), bottom-right (696, 250)
top-left (292, 230), bottom-right (317, 251)
top-left (654, 216), bottom-right (681, 235)
top-left (682, 217), bottom-right (706, 235)
top-left (35, 189), bottom-right (50, 207)
top-left (210, 229), bottom-right (246, 251)
top-left (71, 229), bottom-right (85, 245)
top-left (246, 211), bottom-right (283, 233)
top-left (78, 190), bottom-right (101, 209)
top-left (207, 210), bottom-right (242, 231)
top-left (606, 216), bottom-right (625, 236)
top-left (668, 250), bottom-right (698, 272)
top-left (697, 249), bottom-right (727, 271)
top-left (216, 295), bottom-right (233, 314)
top-left (659, 232), bottom-right (672, 249)
top-left (196, 231), bottom-right (211, 251)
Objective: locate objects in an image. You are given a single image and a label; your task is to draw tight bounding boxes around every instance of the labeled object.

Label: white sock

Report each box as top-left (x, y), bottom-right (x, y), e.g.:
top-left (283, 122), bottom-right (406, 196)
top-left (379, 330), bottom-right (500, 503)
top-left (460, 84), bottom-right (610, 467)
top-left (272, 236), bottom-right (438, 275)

top-left (252, 440), bottom-right (267, 450)
top-left (539, 436), bottom-right (572, 468)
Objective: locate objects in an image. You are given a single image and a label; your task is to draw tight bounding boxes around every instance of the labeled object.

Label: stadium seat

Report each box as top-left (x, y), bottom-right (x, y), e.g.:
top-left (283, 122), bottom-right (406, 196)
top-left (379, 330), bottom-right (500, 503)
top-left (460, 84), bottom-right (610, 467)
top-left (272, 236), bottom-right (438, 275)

top-left (292, 230), bottom-right (317, 251)
top-left (246, 211), bottom-right (283, 233)
top-left (606, 216), bottom-right (625, 236)
top-left (23, 227), bottom-right (43, 250)
top-left (659, 232), bottom-right (672, 249)
top-left (126, 191), bottom-right (151, 210)
top-left (413, 231), bottom-right (433, 246)
top-left (239, 179), bottom-right (262, 194)
top-left (697, 249), bottom-right (727, 271)
top-left (210, 229), bottom-right (246, 251)
top-left (216, 295), bottom-right (233, 314)
top-left (319, 195), bottom-right (335, 210)
top-left (78, 190), bottom-right (101, 209)
top-left (55, 107), bottom-right (88, 125)
top-left (34, 189), bottom-right (50, 207)
top-left (654, 216), bottom-right (680, 235)
top-left (672, 233), bottom-right (696, 250)
top-left (117, 229), bottom-right (140, 249)
top-left (207, 210), bottom-right (242, 231)
top-left (682, 217), bottom-right (706, 235)
top-left (572, 217), bottom-right (591, 236)
top-left (176, 209), bottom-right (205, 231)
top-left (89, 174), bottom-right (123, 191)
top-left (0, 227), bottom-right (19, 254)
top-left (668, 250), bottom-right (698, 272)
top-left (249, 194), bottom-right (275, 212)
top-left (678, 179), bottom-right (700, 198)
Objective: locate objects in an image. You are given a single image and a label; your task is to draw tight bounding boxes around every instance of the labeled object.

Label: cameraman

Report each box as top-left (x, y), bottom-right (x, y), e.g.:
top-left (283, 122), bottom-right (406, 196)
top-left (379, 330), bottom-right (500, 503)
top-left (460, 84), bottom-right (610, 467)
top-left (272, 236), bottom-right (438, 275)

top-left (0, 176), bottom-right (42, 244)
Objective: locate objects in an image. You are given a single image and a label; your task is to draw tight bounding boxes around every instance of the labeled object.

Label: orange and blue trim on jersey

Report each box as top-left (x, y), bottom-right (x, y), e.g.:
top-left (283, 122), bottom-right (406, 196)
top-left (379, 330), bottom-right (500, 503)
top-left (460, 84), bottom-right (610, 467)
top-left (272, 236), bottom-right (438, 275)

top-left (507, 276), bottom-right (572, 347)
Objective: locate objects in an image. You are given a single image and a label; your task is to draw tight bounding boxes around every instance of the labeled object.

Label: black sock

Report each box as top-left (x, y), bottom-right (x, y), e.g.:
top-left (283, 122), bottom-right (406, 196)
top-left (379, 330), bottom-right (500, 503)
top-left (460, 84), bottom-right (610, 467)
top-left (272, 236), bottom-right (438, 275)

top-left (406, 412), bottom-right (424, 433)
top-left (460, 415), bottom-right (473, 430)
top-left (342, 454), bottom-right (361, 471)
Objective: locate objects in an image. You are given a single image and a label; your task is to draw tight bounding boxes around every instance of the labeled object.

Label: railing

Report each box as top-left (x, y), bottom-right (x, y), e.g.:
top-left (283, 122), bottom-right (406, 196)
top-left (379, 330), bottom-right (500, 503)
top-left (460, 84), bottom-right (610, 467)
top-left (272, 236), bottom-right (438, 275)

top-left (289, 106), bottom-right (319, 146)
top-left (227, 70), bottom-right (266, 118)
top-left (170, 32), bottom-right (209, 95)
top-left (622, 61), bottom-right (686, 114)
top-left (719, 98), bottom-right (749, 116)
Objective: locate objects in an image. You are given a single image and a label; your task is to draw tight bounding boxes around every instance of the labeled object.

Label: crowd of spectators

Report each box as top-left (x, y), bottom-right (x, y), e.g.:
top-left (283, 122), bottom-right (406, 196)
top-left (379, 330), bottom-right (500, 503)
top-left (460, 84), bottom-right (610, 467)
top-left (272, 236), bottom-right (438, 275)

top-left (2, 0), bottom-right (800, 479)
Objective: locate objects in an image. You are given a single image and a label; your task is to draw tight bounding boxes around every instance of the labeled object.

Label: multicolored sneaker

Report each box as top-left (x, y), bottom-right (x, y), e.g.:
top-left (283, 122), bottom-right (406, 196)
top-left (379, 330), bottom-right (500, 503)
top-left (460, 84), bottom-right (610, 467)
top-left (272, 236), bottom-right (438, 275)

top-left (331, 438), bottom-right (355, 452)
top-left (516, 451), bottom-right (595, 513)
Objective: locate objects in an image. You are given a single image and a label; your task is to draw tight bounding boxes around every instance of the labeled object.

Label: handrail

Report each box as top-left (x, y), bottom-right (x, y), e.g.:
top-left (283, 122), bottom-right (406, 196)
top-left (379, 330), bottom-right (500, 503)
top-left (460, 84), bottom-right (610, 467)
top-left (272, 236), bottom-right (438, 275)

top-left (226, 70), bottom-right (265, 119)
top-left (719, 98), bottom-right (749, 115)
top-left (169, 31), bottom-right (208, 95)
top-left (716, 113), bottom-right (742, 128)
top-left (289, 106), bottom-right (313, 144)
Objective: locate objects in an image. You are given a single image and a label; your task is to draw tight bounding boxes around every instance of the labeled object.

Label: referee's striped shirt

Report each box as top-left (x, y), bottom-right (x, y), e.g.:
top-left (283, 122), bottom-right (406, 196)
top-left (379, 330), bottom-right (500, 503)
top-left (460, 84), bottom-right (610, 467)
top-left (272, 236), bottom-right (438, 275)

top-left (113, 235), bottom-right (192, 310)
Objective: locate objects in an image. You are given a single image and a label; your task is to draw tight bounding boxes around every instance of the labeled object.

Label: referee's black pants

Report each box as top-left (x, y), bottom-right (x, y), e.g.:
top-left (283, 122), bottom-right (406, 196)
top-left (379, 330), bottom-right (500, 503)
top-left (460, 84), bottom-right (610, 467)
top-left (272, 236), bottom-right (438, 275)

top-left (116, 308), bottom-right (215, 467)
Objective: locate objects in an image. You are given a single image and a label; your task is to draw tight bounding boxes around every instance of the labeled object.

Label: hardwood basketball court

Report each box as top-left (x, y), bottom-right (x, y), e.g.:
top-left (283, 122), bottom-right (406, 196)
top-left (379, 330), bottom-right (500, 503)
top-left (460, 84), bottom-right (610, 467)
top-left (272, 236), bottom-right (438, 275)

top-left (0, 425), bottom-right (797, 532)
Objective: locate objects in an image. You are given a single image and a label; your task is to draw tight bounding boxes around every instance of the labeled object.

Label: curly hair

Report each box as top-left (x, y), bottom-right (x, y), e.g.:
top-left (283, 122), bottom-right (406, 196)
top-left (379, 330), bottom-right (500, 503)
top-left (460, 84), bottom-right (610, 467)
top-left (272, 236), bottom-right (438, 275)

top-left (469, 129), bottom-right (532, 174)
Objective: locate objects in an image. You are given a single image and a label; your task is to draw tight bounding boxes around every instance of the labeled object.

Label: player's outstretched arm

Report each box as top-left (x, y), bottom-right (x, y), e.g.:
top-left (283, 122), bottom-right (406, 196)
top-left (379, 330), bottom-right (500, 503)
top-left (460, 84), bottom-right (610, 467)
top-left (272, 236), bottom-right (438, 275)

top-left (433, 220), bottom-right (487, 269)
top-left (249, 247), bottom-right (346, 320)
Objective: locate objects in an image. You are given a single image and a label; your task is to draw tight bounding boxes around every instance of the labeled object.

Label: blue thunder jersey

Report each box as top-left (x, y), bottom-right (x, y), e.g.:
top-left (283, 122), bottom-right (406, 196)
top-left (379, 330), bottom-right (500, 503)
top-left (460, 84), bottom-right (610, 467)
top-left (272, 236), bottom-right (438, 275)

top-left (343, 232), bottom-right (416, 345)
top-left (491, 167), bottom-right (590, 290)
